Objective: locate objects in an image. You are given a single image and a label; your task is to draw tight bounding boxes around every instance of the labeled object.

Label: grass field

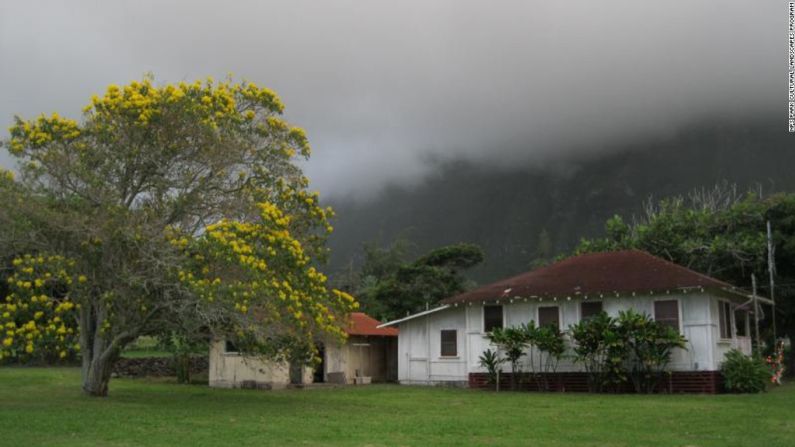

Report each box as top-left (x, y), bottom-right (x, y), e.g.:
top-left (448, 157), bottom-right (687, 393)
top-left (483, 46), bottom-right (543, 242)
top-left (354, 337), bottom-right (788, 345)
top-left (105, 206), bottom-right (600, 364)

top-left (120, 350), bottom-right (172, 358)
top-left (0, 368), bottom-right (792, 447)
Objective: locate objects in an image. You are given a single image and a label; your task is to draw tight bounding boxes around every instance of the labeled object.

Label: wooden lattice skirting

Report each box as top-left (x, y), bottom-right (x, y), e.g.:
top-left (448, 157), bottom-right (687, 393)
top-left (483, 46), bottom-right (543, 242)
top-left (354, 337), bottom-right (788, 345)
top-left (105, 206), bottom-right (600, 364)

top-left (468, 371), bottom-right (724, 394)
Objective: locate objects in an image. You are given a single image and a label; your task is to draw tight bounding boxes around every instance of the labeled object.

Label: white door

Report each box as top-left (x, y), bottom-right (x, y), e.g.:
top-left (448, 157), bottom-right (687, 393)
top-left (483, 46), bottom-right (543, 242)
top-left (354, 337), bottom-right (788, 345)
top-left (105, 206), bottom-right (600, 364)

top-left (406, 318), bottom-right (430, 383)
top-left (408, 358), bottom-right (429, 383)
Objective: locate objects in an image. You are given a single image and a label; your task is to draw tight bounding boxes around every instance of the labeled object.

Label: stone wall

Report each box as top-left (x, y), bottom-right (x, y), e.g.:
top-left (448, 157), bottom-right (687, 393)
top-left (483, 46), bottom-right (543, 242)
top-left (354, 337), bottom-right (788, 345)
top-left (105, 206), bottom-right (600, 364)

top-left (113, 356), bottom-right (208, 378)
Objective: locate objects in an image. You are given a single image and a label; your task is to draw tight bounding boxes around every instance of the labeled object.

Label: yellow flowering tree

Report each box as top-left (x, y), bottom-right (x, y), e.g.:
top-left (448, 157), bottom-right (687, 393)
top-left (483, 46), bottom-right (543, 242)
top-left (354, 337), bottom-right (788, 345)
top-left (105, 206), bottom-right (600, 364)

top-left (0, 255), bottom-right (79, 363)
top-left (0, 76), bottom-right (356, 396)
top-left (174, 201), bottom-right (356, 359)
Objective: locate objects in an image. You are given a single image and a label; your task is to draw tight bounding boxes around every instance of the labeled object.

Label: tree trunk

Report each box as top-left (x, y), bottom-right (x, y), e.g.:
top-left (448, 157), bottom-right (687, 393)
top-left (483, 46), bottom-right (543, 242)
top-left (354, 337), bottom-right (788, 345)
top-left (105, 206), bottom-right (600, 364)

top-left (82, 354), bottom-right (115, 396)
top-left (175, 354), bottom-right (191, 384)
top-left (289, 359), bottom-right (304, 386)
top-left (79, 302), bottom-right (122, 397)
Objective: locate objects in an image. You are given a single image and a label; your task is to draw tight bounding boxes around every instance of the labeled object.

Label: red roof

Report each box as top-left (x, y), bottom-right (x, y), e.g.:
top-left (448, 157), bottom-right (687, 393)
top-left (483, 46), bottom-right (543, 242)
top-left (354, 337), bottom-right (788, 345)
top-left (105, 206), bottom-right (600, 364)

top-left (346, 312), bottom-right (399, 336)
top-left (441, 250), bottom-right (739, 304)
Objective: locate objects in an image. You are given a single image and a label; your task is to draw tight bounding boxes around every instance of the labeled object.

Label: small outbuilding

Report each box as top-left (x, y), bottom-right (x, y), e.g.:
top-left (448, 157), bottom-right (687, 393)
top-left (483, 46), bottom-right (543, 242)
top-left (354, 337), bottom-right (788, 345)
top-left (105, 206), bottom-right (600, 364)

top-left (209, 312), bottom-right (398, 389)
top-left (320, 312), bottom-right (399, 384)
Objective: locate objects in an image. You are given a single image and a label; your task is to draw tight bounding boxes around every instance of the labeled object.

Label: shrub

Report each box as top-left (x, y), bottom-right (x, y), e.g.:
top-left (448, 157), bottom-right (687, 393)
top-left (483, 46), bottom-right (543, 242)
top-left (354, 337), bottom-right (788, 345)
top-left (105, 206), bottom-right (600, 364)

top-left (478, 349), bottom-right (505, 390)
top-left (765, 340), bottom-right (786, 385)
top-left (722, 349), bottom-right (769, 393)
top-left (569, 312), bottom-right (626, 392)
top-left (483, 322), bottom-right (568, 392)
top-left (485, 327), bottom-right (528, 390)
top-left (616, 309), bottom-right (686, 393)
top-left (128, 336), bottom-right (161, 351)
top-left (526, 322), bottom-right (566, 391)
top-left (570, 310), bottom-right (686, 393)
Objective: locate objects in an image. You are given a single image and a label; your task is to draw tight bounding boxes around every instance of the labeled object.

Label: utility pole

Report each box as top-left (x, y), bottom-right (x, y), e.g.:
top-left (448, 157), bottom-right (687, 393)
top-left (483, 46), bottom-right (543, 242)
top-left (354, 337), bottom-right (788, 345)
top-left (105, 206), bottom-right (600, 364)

top-left (752, 273), bottom-right (760, 351)
top-left (767, 220), bottom-right (777, 342)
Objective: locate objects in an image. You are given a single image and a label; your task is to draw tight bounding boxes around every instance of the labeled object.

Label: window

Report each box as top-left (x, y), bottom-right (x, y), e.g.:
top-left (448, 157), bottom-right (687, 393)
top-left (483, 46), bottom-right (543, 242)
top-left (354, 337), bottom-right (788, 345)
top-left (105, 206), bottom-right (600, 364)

top-left (483, 305), bottom-right (503, 332)
top-left (718, 300), bottom-right (733, 339)
top-left (224, 340), bottom-right (239, 353)
top-left (538, 306), bottom-right (560, 328)
top-left (654, 300), bottom-right (680, 332)
top-left (580, 301), bottom-right (603, 320)
top-left (734, 309), bottom-right (748, 337)
top-left (440, 330), bottom-right (457, 357)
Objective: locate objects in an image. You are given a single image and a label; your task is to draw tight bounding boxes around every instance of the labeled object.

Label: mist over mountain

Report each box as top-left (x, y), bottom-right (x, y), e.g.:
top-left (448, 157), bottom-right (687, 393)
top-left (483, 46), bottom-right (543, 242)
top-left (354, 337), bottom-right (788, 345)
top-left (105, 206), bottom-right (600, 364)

top-left (326, 115), bottom-right (795, 283)
top-left (1, 2), bottom-right (782, 199)
top-left (0, 1), bottom-right (787, 290)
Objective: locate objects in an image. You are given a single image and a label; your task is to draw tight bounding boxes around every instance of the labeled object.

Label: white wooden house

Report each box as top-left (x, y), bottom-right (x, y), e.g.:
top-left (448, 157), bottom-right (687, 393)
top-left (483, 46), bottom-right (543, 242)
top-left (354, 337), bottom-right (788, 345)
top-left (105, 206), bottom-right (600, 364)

top-left (378, 250), bottom-right (771, 392)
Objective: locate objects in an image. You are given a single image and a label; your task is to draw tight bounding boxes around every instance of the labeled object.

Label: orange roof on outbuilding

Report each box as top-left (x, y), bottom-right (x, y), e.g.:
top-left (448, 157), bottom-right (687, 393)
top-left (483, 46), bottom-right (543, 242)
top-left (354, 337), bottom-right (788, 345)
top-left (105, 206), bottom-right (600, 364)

top-left (346, 312), bottom-right (399, 336)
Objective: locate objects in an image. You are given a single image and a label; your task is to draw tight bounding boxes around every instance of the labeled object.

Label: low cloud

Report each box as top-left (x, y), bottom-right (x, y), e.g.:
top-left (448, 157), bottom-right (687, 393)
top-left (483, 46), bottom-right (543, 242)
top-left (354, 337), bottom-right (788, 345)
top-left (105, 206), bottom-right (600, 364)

top-left (0, 1), bottom-right (783, 199)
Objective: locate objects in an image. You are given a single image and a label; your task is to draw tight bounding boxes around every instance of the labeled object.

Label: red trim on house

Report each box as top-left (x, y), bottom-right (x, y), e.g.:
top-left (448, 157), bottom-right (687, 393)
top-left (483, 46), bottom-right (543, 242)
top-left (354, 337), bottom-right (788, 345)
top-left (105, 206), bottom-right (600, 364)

top-left (468, 371), bottom-right (724, 394)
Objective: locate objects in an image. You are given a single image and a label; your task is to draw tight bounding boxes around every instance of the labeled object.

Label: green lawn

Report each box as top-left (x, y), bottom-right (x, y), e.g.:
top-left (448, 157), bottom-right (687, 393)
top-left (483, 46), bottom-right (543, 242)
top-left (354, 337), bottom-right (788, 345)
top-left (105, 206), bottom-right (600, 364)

top-left (120, 350), bottom-right (172, 359)
top-left (0, 368), bottom-right (792, 447)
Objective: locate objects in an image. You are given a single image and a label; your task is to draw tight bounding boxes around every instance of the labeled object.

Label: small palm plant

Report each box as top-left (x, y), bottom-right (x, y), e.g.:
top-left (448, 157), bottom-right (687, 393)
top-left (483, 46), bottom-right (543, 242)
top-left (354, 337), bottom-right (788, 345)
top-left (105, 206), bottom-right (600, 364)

top-left (486, 327), bottom-right (529, 390)
top-left (478, 349), bottom-right (505, 391)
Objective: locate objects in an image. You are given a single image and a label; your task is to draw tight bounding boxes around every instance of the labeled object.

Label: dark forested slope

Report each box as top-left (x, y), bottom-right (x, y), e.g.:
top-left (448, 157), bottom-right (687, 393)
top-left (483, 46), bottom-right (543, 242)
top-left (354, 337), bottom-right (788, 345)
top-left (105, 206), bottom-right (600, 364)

top-left (327, 117), bottom-right (795, 283)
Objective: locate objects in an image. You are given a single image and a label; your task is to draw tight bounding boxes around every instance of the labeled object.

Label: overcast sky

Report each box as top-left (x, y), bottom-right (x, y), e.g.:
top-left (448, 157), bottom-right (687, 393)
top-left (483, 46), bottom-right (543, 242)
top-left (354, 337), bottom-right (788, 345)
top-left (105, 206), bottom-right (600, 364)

top-left (0, 1), bottom-right (783, 199)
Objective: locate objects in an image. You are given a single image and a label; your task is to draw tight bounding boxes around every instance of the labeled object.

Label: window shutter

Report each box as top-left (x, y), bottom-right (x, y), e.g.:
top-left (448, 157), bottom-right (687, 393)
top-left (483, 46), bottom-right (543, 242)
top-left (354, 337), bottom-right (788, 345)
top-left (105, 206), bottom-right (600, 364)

top-left (654, 300), bottom-right (680, 332)
top-left (718, 301), bottom-right (733, 339)
top-left (734, 309), bottom-right (747, 337)
top-left (224, 340), bottom-right (239, 353)
top-left (580, 301), bottom-right (603, 320)
top-left (483, 306), bottom-right (503, 333)
top-left (538, 306), bottom-right (560, 328)
top-left (440, 330), bottom-right (457, 357)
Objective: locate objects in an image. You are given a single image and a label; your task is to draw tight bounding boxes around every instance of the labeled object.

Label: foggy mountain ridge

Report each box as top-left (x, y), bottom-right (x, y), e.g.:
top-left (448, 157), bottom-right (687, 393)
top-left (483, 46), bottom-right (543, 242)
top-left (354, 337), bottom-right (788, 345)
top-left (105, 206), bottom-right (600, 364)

top-left (0, 1), bottom-right (787, 289)
top-left (0, 1), bottom-right (783, 198)
top-left (326, 115), bottom-right (795, 284)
